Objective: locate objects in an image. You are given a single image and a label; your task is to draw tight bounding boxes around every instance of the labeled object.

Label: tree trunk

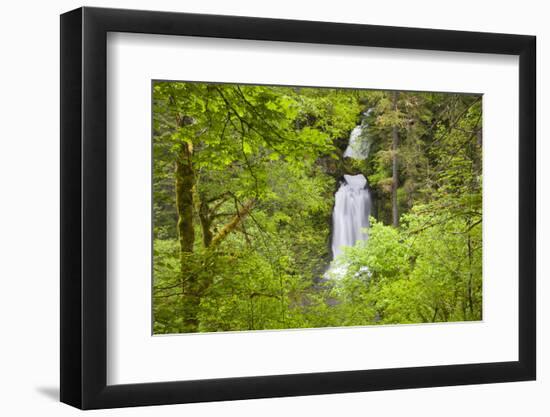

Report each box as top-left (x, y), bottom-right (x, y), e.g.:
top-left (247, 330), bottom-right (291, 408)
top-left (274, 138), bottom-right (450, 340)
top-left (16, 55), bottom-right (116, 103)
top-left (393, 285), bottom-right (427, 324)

top-left (391, 91), bottom-right (400, 227)
top-left (174, 140), bottom-right (200, 332)
top-left (175, 141), bottom-right (195, 253)
top-left (198, 198), bottom-right (213, 247)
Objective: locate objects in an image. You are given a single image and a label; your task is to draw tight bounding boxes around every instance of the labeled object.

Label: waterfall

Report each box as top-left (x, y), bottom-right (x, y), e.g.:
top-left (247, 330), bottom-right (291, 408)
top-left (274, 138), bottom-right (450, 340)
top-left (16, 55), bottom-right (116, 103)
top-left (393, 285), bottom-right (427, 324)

top-left (343, 126), bottom-right (369, 160)
top-left (330, 113), bottom-right (373, 262)
top-left (331, 174), bottom-right (371, 258)
top-left (343, 109), bottom-right (372, 160)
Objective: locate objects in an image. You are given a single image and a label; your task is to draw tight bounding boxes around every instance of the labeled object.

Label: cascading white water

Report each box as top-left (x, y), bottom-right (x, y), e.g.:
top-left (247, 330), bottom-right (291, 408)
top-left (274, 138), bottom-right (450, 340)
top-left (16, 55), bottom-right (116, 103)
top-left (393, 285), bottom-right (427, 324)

top-left (343, 126), bottom-right (369, 159)
top-left (343, 109), bottom-right (372, 161)
top-left (330, 114), bottom-right (373, 261)
top-left (331, 174), bottom-right (371, 258)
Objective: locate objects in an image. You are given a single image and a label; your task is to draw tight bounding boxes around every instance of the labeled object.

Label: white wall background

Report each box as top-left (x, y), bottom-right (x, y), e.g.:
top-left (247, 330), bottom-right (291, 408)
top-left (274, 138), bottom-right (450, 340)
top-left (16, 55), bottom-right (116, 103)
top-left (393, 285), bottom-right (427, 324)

top-left (0, 0), bottom-right (545, 415)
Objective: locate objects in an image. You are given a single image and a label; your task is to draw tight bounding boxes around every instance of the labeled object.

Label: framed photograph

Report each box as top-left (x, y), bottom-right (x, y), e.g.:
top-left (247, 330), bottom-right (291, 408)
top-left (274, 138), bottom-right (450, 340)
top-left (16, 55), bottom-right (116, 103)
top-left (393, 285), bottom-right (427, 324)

top-left (60, 6), bottom-right (536, 409)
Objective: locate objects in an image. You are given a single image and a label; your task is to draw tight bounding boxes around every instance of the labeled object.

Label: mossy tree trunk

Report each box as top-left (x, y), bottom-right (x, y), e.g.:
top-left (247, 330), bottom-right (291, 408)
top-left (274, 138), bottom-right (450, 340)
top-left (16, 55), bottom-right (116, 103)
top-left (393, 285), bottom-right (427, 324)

top-left (174, 127), bottom-right (201, 332)
top-left (198, 197), bottom-right (213, 247)
top-left (175, 142), bottom-right (195, 254)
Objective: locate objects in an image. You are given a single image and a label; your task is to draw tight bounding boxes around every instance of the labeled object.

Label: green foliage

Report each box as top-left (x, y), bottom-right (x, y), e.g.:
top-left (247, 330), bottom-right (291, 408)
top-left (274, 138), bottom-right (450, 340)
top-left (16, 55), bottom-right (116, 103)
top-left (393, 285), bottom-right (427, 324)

top-left (329, 213), bottom-right (481, 325)
top-left (152, 81), bottom-right (482, 333)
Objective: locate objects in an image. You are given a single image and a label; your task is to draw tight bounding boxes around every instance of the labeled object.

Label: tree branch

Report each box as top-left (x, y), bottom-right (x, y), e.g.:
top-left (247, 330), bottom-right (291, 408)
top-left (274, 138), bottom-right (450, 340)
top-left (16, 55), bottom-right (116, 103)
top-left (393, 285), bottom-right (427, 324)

top-left (210, 199), bottom-right (256, 248)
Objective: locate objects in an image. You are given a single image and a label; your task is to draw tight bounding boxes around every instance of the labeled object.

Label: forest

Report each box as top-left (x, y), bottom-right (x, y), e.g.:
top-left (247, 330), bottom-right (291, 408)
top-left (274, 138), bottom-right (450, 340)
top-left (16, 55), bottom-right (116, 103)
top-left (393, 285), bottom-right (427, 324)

top-left (152, 81), bottom-right (483, 334)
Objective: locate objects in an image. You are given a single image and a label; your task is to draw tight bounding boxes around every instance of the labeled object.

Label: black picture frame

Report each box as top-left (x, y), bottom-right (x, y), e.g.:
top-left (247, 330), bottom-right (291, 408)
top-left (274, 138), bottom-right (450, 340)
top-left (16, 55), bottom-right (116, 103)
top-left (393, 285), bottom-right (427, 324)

top-left (60, 6), bottom-right (536, 410)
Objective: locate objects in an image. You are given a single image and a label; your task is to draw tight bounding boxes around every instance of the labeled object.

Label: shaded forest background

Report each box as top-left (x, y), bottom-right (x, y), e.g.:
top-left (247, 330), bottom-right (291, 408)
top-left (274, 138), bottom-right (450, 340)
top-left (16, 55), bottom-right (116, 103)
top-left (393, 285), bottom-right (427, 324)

top-left (152, 81), bottom-right (482, 334)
